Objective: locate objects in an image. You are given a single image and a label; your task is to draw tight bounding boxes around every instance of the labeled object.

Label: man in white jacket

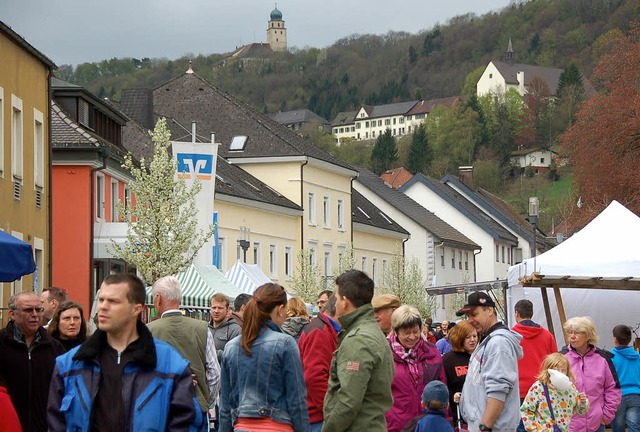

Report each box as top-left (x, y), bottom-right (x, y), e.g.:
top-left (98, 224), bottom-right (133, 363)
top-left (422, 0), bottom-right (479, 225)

top-left (458, 292), bottom-right (523, 432)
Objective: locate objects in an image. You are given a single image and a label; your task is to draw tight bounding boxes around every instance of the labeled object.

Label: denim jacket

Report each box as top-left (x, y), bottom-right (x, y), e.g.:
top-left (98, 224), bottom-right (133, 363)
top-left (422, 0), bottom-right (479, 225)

top-left (219, 320), bottom-right (309, 432)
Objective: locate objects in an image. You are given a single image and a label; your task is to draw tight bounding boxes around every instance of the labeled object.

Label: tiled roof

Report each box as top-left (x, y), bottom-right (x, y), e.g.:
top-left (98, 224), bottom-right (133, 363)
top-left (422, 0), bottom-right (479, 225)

top-left (148, 72), bottom-right (353, 170)
top-left (120, 89), bottom-right (155, 129)
top-left (492, 61), bottom-right (564, 91)
top-left (355, 167), bottom-right (479, 250)
top-left (380, 167), bottom-right (414, 190)
top-left (510, 147), bottom-right (557, 156)
top-left (230, 43), bottom-right (274, 59)
top-left (215, 157), bottom-right (301, 211)
top-left (402, 174), bottom-right (518, 245)
top-left (51, 102), bottom-right (128, 160)
top-left (351, 189), bottom-right (409, 236)
top-left (405, 96), bottom-right (464, 116)
top-left (441, 175), bottom-right (554, 252)
top-left (331, 111), bottom-right (357, 126)
top-left (366, 101), bottom-right (418, 119)
top-left (270, 109), bottom-right (328, 126)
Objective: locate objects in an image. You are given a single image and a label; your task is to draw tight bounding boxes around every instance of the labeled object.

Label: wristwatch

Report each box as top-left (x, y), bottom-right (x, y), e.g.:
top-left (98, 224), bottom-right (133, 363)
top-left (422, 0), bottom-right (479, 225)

top-left (478, 424), bottom-right (493, 431)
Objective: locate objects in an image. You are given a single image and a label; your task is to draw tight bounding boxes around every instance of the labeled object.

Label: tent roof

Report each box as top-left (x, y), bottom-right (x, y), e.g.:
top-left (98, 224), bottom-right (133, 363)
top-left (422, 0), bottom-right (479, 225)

top-left (508, 200), bottom-right (640, 285)
top-left (0, 231), bottom-right (36, 282)
top-left (225, 260), bottom-right (271, 295)
top-left (145, 263), bottom-right (241, 308)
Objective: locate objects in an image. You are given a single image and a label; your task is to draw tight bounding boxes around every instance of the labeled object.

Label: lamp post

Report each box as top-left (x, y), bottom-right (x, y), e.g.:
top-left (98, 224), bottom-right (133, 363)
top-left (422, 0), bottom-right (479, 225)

top-left (529, 197), bottom-right (539, 272)
top-left (238, 226), bottom-right (250, 262)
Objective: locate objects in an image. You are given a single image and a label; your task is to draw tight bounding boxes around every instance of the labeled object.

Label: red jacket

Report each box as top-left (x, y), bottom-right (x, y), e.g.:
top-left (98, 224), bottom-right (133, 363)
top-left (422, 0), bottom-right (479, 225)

top-left (297, 312), bottom-right (338, 423)
top-left (512, 320), bottom-right (558, 398)
top-left (0, 386), bottom-right (22, 432)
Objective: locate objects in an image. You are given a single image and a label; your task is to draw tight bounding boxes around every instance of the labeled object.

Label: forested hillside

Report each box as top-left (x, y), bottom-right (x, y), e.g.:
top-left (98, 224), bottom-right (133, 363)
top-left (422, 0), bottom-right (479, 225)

top-left (57, 0), bottom-right (639, 122)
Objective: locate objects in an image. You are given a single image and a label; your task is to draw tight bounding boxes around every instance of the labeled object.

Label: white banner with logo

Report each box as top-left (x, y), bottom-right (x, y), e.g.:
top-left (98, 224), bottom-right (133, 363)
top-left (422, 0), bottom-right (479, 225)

top-left (171, 138), bottom-right (219, 266)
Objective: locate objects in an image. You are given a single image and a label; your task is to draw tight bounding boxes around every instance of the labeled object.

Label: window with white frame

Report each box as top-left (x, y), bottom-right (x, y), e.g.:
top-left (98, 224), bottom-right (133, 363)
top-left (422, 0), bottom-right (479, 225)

top-left (465, 252), bottom-right (469, 270)
top-left (0, 87), bottom-right (5, 177)
top-left (12, 95), bottom-right (23, 185)
top-left (217, 237), bottom-right (226, 271)
top-left (382, 259), bottom-right (388, 283)
top-left (324, 251), bottom-right (331, 278)
top-left (337, 199), bottom-right (345, 230)
top-left (323, 196), bottom-right (330, 228)
top-left (34, 109), bottom-right (44, 208)
top-left (458, 251), bottom-right (462, 269)
top-left (372, 258), bottom-right (378, 285)
top-left (502, 246), bottom-right (505, 263)
top-left (96, 173), bottom-right (105, 219)
top-left (285, 246), bottom-right (293, 278)
top-left (440, 247), bottom-right (445, 267)
top-left (508, 247), bottom-right (511, 265)
top-left (337, 245), bottom-right (345, 267)
top-left (269, 245), bottom-right (277, 277)
top-left (253, 242), bottom-right (261, 266)
top-left (111, 181), bottom-right (119, 222)
top-left (308, 192), bottom-right (316, 225)
top-left (361, 256), bottom-right (367, 272)
top-left (451, 248), bottom-right (455, 268)
top-left (495, 244), bottom-right (499, 262)
top-left (308, 243), bottom-right (317, 267)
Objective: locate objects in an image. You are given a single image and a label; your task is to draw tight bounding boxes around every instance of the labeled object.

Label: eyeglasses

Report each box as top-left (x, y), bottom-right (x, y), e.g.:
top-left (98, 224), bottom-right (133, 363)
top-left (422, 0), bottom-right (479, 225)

top-left (14, 307), bottom-right (45, 314)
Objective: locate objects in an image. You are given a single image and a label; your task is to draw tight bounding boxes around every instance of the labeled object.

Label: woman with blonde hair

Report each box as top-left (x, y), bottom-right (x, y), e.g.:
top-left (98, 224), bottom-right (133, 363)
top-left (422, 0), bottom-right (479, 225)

top-left (219, 283), bottom-right (309, 431)
top-left (384, 305), bottom-right (446, 432)
top-left (561, 316), bottom-right (621, 432)
top-left (521, 353), bottom-right (589, 431)
top-left (442, 320), bottom-right (478, 427)
top-left (281, 296), bottom-right (310, 341)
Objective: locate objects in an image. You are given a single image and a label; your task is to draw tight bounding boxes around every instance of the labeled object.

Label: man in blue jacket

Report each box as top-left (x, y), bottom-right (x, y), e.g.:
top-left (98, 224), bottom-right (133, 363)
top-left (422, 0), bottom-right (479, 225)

top-left (47, 273), bottom-right (201, 431)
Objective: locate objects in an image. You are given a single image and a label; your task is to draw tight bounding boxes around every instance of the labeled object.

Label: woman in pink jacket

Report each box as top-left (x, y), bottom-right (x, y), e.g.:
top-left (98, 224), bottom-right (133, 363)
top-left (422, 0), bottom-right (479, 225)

top-left (561, 316), bottom-right (622, 432)
top-left (384, 305), bottom-right (446, 432)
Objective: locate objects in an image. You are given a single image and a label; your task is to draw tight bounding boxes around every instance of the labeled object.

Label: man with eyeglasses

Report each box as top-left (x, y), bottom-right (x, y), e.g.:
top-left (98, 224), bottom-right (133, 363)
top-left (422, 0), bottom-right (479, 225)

top-left (0, 291), bottom-right (65, 432)
top-left (316, 290), bottom-right (333, 311)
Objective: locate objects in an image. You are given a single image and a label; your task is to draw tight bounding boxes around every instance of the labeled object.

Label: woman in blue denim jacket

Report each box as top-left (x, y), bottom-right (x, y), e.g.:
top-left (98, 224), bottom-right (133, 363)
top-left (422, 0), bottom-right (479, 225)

top-left (219, 283), bottom-right (309, 432)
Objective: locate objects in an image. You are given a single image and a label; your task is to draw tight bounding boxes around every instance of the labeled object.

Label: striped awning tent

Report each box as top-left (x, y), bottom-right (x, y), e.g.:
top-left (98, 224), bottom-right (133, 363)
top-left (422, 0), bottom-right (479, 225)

top-left (145, 263), bottom-right (242, 308)
top-left (225, 260), bottom-right (271, 295)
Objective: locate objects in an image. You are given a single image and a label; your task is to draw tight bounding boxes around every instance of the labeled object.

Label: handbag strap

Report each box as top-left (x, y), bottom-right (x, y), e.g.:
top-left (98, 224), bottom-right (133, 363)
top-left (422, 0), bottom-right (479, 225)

top-left (542, 384), bottom-right (556, 422)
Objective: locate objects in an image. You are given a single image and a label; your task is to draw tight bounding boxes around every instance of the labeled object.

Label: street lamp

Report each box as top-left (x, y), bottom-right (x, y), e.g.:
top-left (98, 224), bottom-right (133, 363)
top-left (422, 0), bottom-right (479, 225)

top-left (238, 226), bottom-right (250, 262)
top-left (529, 197), bottom-right (539, 272)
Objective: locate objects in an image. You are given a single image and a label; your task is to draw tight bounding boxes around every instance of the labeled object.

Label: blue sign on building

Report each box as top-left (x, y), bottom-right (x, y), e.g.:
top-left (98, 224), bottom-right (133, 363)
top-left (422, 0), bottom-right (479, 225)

top-left (176, 153), bottom-right (214, 180)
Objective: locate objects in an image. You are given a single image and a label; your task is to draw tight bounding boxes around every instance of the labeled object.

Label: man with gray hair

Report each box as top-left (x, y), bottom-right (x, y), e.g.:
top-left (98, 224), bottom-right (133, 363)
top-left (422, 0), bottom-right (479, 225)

top-left (147, 276), bottom-right (220, 431)
top-left (298, 294), bottom-right (341, 431)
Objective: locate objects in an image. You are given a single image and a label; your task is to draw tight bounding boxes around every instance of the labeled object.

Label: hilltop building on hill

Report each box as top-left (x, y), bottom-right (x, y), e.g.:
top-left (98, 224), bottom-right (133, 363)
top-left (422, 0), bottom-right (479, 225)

top-left (331, 96), bottom-right (463, 144)
top-left (270, 109), bottom-right (330, 132)
top-left (477, 39), bottom-right (594, 97)
top-left (267, 5), bottom-right (287, 52)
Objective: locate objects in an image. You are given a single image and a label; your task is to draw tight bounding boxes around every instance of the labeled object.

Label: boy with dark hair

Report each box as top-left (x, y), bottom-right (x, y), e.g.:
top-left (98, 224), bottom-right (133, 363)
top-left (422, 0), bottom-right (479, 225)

top-left (611, 324), bottom-right (640, 432)
top-left (415, 380), bottom-right (454, 432)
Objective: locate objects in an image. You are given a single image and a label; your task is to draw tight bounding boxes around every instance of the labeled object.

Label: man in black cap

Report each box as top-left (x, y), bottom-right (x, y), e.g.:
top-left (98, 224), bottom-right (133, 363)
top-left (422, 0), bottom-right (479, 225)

top-left (457, 292), bottom-right (523, 432)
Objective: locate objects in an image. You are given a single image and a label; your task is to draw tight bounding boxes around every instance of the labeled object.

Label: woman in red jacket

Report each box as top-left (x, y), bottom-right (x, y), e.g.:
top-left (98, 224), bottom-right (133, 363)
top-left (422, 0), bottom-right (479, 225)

top-left (385, 305), bottom-right (446, 432)
top-left (0, 376), bottom-right (22, 432)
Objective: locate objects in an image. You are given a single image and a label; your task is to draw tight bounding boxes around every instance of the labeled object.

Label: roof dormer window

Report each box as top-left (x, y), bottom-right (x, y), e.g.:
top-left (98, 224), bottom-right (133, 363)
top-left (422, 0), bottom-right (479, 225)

top-left (229, 135), bottom-right (248, 151)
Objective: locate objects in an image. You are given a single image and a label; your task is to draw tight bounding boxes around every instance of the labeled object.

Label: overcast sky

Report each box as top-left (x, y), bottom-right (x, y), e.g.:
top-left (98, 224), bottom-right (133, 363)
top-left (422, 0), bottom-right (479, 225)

top-left (3, 0), bottom-right (512, 66)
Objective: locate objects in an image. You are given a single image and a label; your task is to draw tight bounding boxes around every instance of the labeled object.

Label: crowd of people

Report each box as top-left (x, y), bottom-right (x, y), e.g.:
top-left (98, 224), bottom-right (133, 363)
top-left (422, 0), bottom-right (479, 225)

top-left (0, 270), bottom-right (639, 432)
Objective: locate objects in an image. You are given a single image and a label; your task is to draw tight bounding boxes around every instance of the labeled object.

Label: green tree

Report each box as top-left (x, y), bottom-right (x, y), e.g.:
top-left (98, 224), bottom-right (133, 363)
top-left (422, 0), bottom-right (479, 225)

top-left (369, 129), bottom-right (398, 175)
top-left (379, 244), bottom-right (434, 319)
top-left (108, 118), bottom-right (214, 284)
top-left (406, 124), bottom-right (432, 174)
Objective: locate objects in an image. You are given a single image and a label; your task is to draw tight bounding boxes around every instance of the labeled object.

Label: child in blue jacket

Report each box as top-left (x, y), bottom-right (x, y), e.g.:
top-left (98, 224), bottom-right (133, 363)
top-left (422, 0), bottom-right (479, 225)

top-left (415, 380), bottom-right (454, 432)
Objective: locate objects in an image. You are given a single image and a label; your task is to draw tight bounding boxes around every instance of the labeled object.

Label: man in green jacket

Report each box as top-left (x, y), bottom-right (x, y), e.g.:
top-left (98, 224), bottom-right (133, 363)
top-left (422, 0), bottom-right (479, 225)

top-left (322, 270), bottom-right (394, 432)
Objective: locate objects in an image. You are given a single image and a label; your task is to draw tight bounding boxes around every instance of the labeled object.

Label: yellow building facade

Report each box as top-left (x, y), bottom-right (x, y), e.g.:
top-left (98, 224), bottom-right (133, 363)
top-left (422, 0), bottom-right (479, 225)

top-left (0, 22), bottom-right (55, 314)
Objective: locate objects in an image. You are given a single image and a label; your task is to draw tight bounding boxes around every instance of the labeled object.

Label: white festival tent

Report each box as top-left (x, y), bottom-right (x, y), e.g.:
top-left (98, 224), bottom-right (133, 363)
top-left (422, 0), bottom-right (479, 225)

top-left (507, 200), bottom-right (640, 349)
top-left (225, 260), bottom-right (272, 295)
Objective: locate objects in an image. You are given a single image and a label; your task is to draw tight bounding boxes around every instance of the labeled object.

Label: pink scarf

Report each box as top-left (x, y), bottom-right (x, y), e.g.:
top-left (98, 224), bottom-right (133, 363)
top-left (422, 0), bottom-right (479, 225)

top-left (389, 332), bottom-right (424, 382)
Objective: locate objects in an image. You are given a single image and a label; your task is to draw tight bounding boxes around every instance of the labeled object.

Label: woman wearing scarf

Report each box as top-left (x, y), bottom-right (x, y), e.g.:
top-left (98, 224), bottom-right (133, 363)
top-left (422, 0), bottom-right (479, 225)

top-left (385, 305), bottom-right (447, 432)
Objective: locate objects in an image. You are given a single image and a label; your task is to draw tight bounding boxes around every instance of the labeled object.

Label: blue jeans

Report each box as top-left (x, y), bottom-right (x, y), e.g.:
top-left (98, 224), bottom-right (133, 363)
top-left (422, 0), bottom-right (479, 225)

top-left (612, 393), bottom-right (640, 432)
top-left (310, 421), bottom-right (323, 432)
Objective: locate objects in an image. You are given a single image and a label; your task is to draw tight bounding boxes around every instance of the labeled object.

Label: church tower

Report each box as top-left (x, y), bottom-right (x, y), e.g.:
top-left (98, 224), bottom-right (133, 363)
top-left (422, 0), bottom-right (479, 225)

top-left (267, 5), bottom-right (287, 52)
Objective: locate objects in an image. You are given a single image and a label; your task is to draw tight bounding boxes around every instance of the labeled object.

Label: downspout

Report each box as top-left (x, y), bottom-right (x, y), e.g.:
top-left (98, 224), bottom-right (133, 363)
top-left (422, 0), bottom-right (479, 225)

top-left (473, 248), bottom-right (482, 283)
top-left (89, 147), bottom-right (110, 298)
top-left (349, 176), bottom-right (354, 245)
top-left (299, 158), bottom-right (308, 251)
top-left (47, 69), bottom-right (53, 288)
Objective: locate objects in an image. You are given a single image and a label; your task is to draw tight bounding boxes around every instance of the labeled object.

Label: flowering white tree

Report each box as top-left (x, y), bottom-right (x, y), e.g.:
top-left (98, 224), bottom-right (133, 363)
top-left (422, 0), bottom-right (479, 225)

top-left (108, 118), bottom-right (214, 284)
top-left (291, 249), bottom-right (322, 303)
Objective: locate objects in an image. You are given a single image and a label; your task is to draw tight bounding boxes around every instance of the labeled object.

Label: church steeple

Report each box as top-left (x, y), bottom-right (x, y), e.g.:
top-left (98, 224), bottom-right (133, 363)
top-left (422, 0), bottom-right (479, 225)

top-left (267, 4), bottom-right (287, 52)
top-left (506, 38), bottom-right (514, 62)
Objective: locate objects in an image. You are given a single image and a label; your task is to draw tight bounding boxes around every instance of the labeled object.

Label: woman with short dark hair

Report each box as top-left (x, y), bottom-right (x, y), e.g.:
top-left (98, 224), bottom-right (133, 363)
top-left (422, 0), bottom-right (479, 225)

top-left (48, 301), bottom-right (87, 351)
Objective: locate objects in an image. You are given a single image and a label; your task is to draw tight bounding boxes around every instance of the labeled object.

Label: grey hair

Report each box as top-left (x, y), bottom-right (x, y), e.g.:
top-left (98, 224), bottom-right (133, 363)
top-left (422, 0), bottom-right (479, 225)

top-left (391, 305), bottom-right (422, 332)
top-left (563, 316), bottom-right (598, 345)
top-left (152, 276), bottom-right (182, 302)
top-left (322, 293), bottom-right (338, 316)
top-left (8, 291), bottom-right (37, 310)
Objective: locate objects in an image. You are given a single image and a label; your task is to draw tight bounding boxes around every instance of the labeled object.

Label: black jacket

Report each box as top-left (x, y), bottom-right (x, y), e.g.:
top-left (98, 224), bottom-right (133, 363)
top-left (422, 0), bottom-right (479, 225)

top-left (0, 321), bottom-right (65, 432)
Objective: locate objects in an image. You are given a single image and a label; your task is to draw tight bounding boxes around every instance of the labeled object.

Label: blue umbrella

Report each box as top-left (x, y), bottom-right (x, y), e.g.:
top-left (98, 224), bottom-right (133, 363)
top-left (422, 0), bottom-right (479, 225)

top-left (0, 231), bottom-right (36, 282)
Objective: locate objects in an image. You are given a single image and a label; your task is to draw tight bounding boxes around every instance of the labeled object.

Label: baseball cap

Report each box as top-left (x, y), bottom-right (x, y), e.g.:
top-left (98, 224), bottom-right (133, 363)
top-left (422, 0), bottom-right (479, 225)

top-left (371, 293), bottom-right (400, 311)
top-left (455, 291), bottom-right (496, 316)
top-left (422, 380), bottom-right (449, 406)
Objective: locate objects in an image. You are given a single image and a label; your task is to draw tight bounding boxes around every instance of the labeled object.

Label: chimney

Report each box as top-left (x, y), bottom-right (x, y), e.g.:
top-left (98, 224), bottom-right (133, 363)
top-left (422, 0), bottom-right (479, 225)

top-left (459, 166), bottom-right (474, 188)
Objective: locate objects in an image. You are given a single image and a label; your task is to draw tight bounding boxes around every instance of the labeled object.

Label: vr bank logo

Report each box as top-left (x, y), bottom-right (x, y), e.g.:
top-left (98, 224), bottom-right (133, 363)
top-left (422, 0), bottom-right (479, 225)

top-left (176, 153), bottom-right (214, 180)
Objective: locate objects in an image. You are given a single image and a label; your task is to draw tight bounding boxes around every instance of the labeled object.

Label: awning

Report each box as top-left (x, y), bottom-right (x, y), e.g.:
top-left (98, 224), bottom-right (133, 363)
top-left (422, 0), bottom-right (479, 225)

top-left (0, 231), bottom-right (36, 282)
top-left (145, 263), bottom-right (242, 308)
top-left (225, 260), bottom-right (271, 295)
